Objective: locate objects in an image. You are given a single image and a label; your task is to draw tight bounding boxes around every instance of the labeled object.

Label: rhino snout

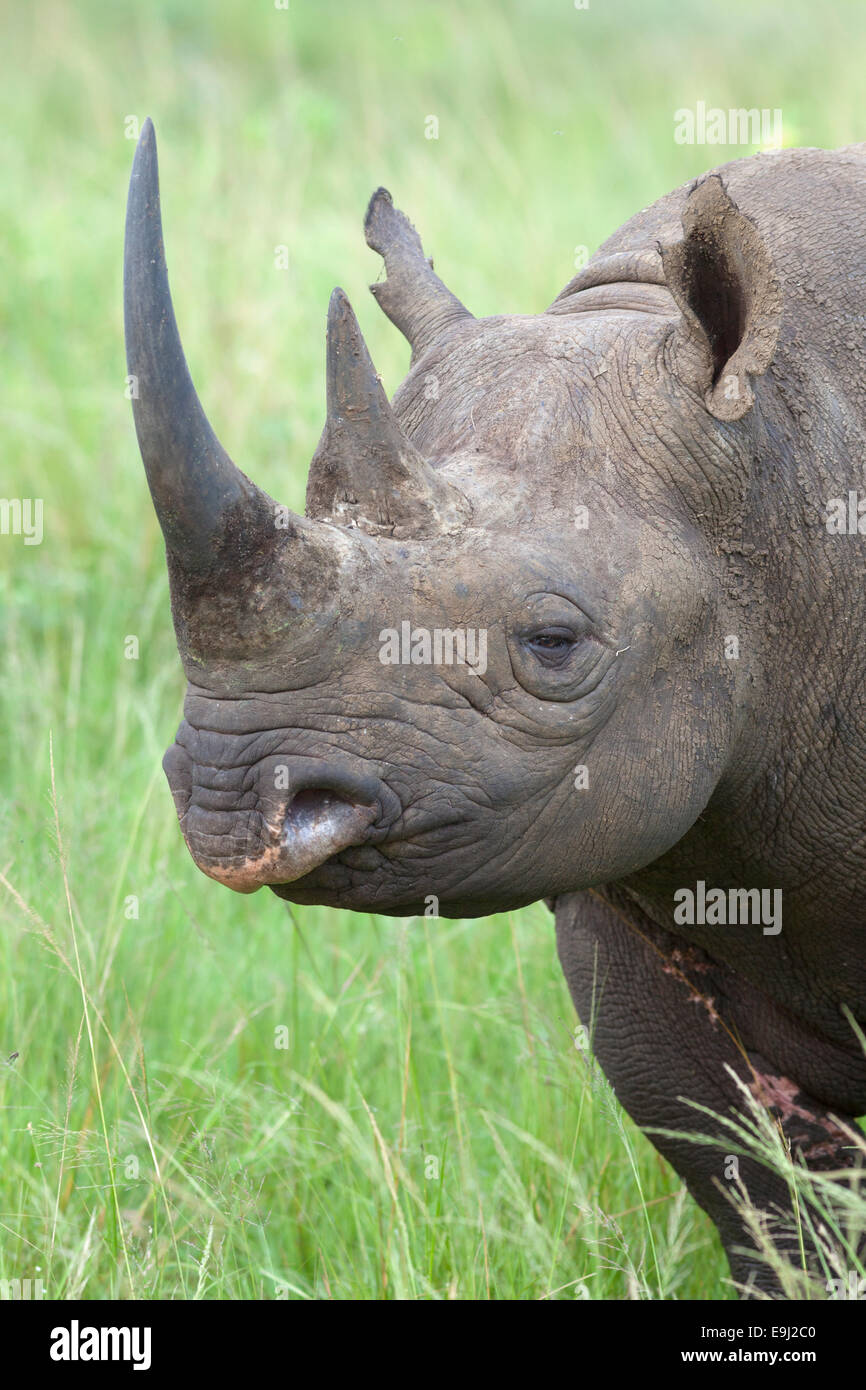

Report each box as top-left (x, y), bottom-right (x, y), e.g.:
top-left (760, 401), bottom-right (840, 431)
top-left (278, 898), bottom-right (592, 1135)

top-left (164, 747), bottom-right (397, 894)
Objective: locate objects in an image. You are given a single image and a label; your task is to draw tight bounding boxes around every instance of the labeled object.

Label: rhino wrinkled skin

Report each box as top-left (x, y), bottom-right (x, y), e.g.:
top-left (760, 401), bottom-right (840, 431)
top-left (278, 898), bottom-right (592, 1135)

top-left (125, 120), bottom-right (866, 1294)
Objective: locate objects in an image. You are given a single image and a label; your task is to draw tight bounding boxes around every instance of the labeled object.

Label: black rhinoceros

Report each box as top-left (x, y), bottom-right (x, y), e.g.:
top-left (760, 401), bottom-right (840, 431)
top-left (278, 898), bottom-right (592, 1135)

top-left (124, 120), bottom-right (866, 1294)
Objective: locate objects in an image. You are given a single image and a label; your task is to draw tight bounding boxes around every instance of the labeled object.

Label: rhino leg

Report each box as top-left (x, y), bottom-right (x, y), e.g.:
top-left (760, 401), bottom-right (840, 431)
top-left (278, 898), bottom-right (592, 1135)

top-left (554, 887), bottom-right (863, 1297)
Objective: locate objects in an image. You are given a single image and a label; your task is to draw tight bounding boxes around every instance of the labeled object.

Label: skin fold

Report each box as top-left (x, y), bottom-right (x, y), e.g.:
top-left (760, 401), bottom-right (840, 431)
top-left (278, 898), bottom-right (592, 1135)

top-left (125, 125), bottom-right (866, 1294)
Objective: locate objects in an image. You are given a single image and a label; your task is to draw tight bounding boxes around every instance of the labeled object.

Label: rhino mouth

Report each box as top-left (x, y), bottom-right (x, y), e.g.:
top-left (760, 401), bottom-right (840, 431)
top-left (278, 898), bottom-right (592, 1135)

top-left (268, 805), bottom-right (483, 911)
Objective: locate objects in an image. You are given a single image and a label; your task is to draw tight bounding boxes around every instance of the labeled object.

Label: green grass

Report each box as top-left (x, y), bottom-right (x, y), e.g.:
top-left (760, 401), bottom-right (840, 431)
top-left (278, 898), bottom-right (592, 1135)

top-left (2, 0), bottom-right (865, 1300)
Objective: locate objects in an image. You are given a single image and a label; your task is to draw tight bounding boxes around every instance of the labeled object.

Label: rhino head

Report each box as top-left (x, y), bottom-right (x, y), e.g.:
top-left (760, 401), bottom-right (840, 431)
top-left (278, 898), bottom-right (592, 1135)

top-left (125, 121), bottom-right (781, 918)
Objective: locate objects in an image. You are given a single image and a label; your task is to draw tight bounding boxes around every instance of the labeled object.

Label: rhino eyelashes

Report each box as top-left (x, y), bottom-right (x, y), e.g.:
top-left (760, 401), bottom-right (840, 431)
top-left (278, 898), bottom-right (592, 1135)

top-left (524, 629), bottom-right (582, 667)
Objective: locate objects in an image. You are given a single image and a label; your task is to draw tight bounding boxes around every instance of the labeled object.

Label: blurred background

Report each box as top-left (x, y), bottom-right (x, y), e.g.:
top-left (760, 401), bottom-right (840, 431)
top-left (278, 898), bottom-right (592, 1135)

top-left (1, 0), bottom-right (863, 1300)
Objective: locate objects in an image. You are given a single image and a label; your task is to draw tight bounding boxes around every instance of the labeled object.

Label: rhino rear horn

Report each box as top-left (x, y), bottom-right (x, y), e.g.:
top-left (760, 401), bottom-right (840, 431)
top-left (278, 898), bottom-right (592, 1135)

top-left (124, 119), bottom-right (275, 572)
top-left (364, 188), bottom-right (473, 361)
top-left (306, 288), bottom-right (469, 538)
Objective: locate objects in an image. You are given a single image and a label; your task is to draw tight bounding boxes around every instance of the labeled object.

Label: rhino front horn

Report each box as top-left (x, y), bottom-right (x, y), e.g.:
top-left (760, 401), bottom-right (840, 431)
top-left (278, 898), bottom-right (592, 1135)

top-left (124, 119), bottom-right (274, 573)
top-left (306, 288), bottom-right (469, 538)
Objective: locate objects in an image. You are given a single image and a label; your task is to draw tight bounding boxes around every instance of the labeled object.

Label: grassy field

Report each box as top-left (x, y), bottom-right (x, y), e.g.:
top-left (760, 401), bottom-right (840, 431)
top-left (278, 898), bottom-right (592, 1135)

top-left (2, 0), bottom-right (865, 1300)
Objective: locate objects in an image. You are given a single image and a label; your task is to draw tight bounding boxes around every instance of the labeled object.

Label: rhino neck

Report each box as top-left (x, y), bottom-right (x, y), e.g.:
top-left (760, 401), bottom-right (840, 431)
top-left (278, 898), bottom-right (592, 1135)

top-left (615, 687), bottom-right (866, 1044)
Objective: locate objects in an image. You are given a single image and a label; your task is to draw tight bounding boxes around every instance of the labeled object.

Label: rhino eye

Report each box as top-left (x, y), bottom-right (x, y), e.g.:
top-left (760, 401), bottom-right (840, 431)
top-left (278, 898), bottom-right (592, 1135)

top-left (525, 628), bottom-right (580, 665)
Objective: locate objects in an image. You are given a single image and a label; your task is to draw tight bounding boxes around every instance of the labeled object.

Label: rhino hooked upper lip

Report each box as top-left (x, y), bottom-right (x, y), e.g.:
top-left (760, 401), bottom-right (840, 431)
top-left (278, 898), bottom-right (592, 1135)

top-left (202, 788), bottom-right (380, 894)
top-left (164, 741), bottom-right (405, 893)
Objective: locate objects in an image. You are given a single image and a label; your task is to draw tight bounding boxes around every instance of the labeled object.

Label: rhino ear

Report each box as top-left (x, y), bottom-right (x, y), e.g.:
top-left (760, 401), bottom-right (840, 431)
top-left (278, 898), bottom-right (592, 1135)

top-left (660, 175), bottom-right (781, 422)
